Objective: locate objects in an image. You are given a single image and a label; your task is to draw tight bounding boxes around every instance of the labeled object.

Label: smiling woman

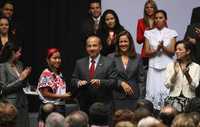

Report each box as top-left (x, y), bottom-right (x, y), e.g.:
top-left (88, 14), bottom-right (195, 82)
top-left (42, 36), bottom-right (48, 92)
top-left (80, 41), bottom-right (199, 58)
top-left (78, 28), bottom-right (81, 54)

top-left (0, 16), bottom-right (13, 51)
top-left (109, 30), bottom-right (145, 110)
top-left (164, 40), bottom-right (200, 112)
top-left (97, 9), bottom-right (125, 56)
top-left (37, 48), bottom-right (72, 123)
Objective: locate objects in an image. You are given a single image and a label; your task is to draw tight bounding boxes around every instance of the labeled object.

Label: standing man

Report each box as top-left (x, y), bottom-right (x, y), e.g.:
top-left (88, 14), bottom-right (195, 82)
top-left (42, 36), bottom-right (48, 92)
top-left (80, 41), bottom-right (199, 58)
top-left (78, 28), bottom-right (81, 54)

top-left (71, 35), bottom-right (117, 114)
top-left (81, 0), bottom-right (102, 42)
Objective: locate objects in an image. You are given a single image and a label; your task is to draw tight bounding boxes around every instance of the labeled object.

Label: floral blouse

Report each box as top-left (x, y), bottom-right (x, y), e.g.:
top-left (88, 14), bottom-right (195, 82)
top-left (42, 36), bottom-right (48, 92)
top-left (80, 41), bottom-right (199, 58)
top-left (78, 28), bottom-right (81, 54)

top-left (37, 68), bottom-right (67, 105)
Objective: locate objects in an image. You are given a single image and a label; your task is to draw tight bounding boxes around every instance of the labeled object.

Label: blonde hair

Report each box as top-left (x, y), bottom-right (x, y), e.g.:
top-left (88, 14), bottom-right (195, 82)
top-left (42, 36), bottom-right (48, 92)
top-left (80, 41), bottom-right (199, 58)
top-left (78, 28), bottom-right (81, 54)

top-left (171, 113), bottom-right (195, 127)
top-left (143, 0), bottom-right (158, 26)
top-left (115, 121), bottom-right (136, 127)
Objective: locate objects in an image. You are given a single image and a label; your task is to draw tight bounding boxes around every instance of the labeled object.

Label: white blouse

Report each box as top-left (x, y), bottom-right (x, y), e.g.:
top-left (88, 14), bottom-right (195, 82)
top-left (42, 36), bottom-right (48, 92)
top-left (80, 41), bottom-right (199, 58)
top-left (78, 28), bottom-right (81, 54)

top-left (144, 27), bottom-right (178, 69)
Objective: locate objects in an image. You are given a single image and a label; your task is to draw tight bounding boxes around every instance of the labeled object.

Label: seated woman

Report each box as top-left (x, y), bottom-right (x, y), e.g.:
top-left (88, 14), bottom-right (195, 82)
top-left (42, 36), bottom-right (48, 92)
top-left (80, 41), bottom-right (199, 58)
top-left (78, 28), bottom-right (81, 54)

top-left (109, 31), bottom-right (145, 110)
top-left (0, 43), bottom-right (31, 127)
top-left (37, 48), bottom-right (72, 122)
top-left (164, 40), bottom-right (200, 112)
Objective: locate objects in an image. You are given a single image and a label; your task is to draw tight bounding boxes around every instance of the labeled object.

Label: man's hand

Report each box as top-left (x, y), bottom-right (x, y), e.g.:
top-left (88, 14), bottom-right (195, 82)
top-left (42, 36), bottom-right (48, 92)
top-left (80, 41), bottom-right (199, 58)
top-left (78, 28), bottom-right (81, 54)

top-left (90, 79), bottom-right (100, 88)
top-left (77, 80), bottom-right (88, 87)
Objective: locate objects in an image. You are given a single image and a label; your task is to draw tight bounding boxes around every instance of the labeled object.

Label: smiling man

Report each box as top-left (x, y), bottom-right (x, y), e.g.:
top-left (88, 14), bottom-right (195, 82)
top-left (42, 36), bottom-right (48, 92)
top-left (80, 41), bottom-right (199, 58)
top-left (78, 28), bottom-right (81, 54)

top-left (71, 35), bottom-right (117, 115)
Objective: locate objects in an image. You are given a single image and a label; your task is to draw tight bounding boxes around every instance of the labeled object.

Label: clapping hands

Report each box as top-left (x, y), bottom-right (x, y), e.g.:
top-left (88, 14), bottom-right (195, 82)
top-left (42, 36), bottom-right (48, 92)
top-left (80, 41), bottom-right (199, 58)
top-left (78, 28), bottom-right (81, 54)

top-left (19, 67), bottom-right (32, 80)
top-left (157, 41), bottom-right (164, 51)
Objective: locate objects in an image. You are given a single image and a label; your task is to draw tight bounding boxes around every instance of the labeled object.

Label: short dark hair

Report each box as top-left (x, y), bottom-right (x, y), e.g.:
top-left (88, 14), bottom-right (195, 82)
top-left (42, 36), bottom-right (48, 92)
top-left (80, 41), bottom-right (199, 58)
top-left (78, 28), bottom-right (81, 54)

top-left (0, 0), bottom-right (15, 9)
top-left (134, 99), bottom-right (154, 114)
top-left (89, 102), bottom-right (109, 125)
top-left (88, 0), bottom-right (101, 7)
top-left (86, 35), bottom-right (102, 46)
top-left (176, 39), bottom-right (193, 52)
top-left (159, 105), bottom-right (177, 126)
top-left (155, 10), bottom-right (167, 20)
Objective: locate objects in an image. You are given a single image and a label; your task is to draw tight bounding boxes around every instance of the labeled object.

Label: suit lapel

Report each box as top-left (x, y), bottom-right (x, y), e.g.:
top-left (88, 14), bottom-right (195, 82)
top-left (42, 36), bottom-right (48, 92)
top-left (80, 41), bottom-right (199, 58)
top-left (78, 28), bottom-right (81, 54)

top-left (118, 57), bottom-right (126, 72)
top-left (6, 63), bottom-right (19, 79)
top-left (85, 57), bottom-right (90, 80)
top-left (94, 56), bottom-right (104, 78)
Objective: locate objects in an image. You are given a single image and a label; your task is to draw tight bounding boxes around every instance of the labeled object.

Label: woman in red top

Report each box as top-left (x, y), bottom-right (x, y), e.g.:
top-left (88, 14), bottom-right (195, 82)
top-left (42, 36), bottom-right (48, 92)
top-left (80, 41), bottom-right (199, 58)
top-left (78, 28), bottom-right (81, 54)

top-left (136, 0), bottom-right (158, 67)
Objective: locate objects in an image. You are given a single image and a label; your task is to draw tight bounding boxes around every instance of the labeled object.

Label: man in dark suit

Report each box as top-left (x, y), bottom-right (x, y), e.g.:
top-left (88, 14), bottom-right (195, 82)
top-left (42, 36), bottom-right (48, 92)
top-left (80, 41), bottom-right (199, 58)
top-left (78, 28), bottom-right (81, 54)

top-left (80, 0), bottom-right (102, 43)
top-left (190, 7), bottom-right (200, 24)
top-left (71, 35), bottom-right (117, 114)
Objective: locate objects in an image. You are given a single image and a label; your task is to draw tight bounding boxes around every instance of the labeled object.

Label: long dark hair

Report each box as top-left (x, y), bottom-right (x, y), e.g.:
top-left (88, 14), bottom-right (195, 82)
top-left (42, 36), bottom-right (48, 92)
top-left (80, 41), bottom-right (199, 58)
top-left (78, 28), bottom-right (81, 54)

top-left (115, 31), bottom-right (136, 58)
top-left (0, 42), bottom-right (21, 63)
top-left (98, 9), bottom-right (124, 36)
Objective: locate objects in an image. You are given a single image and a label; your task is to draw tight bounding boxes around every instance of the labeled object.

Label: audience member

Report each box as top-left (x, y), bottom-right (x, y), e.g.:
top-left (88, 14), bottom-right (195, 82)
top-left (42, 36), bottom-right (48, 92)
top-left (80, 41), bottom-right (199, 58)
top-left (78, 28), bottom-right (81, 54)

top-left (45, 112), bottom-right (65, 127)
top-left (109, 31), bottom-right (145, 110)
top-left (115, 121), bottom-right (136, 127)
top-left (98, 9), bottom-right (125, 56)
top-left (89, 102), bottom-right (109, 127)
top-left (0, 43), bottom-right (30, 127)
top-left (164, 40), bottom-right (200, 112)
top-left (159, 105), bottom-right (177, 126)
top-left (188, 112), bottom-right (200, 127)
top-left (133, 99), bottom-right (154, 115)
top-left (37, 48), bottom-right (72, 123)
top-left (144, 10), bottom-right (178, 110)
top-left (134, 107), bottom-right (152, 124)
top-left (171, 113), bottom-right (195, 127)
top-left (136, 0), bottom-right (158, 68)
top-left (71, 35), bottom-right (117, 114)
top-left (64, 110), bottom-right (89, 127)
top-left (137, 116), bottom-right (161, 127)
top-left (0, 100), bottom-right (17, 127)
top-left (113, 109), bottom-right (135, 126)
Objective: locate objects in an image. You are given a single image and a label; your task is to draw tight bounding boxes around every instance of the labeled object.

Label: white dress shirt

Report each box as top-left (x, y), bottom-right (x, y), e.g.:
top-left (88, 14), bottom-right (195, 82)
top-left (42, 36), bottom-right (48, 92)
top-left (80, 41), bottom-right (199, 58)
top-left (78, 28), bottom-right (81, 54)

top-left (89, 54), bottom-right (100, 69)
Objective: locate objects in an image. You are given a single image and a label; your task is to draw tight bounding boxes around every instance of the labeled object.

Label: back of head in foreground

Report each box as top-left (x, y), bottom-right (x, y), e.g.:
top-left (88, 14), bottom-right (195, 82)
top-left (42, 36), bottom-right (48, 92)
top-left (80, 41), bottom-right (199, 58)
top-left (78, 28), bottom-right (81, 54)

top-left (45, 112), bottom-right (65, 127)
top-left (64, 110), bottom-right (89, 127)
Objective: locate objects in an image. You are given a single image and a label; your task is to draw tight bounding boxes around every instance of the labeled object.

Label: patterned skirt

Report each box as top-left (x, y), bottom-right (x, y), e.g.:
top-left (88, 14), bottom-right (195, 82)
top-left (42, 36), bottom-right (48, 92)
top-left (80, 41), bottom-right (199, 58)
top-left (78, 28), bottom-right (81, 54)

top-left (164, 96), bottom-right (190, 112)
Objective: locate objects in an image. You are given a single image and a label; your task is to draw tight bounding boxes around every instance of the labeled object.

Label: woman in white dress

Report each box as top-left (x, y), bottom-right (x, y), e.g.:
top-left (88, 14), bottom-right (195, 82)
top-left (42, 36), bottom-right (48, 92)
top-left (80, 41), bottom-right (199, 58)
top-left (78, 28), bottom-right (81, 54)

top-left (144, 10), bottom-right (178, 110)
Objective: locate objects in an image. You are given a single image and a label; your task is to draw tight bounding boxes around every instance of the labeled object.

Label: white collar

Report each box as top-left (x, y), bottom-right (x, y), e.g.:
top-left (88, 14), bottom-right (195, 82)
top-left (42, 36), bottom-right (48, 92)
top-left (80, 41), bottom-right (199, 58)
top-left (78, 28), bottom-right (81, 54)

top-left (89, 54), bottom-right (100, 63)
top-left (155, 27), bottom-right (167, 32)
top-left (92, 16), bottom-right (101, 22)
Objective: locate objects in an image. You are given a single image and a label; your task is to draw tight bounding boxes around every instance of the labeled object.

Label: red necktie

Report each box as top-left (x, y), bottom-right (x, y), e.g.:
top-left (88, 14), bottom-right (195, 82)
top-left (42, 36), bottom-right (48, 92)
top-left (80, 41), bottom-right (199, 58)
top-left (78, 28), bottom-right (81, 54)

top-left (89, 59), bottom-right (95, 79)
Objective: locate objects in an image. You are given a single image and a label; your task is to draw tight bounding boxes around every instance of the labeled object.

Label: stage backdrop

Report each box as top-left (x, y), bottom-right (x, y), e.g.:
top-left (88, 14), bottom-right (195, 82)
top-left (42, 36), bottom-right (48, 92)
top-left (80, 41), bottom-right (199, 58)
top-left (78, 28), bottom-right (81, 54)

top-left (102, 0), bottom-right (200, 53)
